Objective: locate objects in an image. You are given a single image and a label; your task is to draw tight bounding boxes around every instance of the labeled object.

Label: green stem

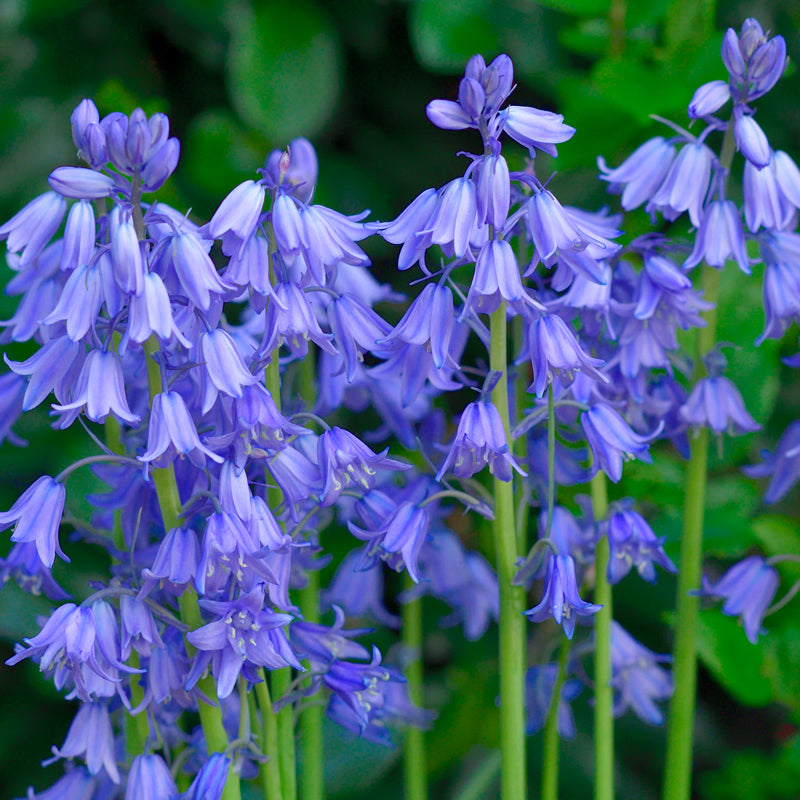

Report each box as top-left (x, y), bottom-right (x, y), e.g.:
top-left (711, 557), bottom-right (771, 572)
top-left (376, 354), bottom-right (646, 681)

top-left (591, 472), bottom-right (613, 800)
top-left (143, 338), bottom-right (240, 800)
top-left (403, 575), bottom-right (427, 800)
top-left (512, 313), bottom-right (529, 553)
top-left (541, 637), bottom-right (572, 800)
top-left (272, 667), bottom-right (297, 800)
top-left (299, 568), bottom-right (323, 800)
top-left (489, 306), bottom-right (527, 800)
top-left (125, 651), bottom-right (150, 757)
top-left (256, 673), bottom-right (283, 800)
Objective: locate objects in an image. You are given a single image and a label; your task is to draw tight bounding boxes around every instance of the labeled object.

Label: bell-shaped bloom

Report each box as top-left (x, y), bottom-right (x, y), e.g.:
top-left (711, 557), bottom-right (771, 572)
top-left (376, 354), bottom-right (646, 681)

top-left (680, 376), bottom-right (760, 435)
top-left (43, 262), bottom-right (104, 341)
top-left (140, 390), bottom-right (223, 468)
top-left (598, 137), bottom-right (676, 211)
top-left (426, 98), bottom-right (473, 130)
top-left (126, 271), bottom-right (191, 348)
top-left (464, 238), bottom-right (536, 316)
top-left (380, 188), bottom-right (438, 271)
top-left (48, 166), bottom-right (115, 200)
top-left (688, 80), bottom-right (731, 118)
top-left (327, 293), bottom-right (393, 382)
top-left (476, 153), bottom-right (510, 227)
top-left (206, 179), bottom-right (266, 241)
top-left (53, 702), bottom-right (120, 783)
top-left (734, 112), bottom-right (771, 169)
top-left (436, 400), bottom-right (526, 483)
top-left (139, 526), bottom-right (201, 597)
top-left (379, 283), bottom-right (455, 370)
top-left (141, 137), bottom-right (180, 192)
top-left (524, 553), bottom-right (601, 639)
top-left (501, 105), bottom-right (575, 157)
top-left (744, 419), bottom-right (800, 504)
top-left (52, 348), bottom-right (140, 427)
top-left (609, 622), bottom-right (673, 725)
top-left (698, 556), bottom-right (779, 643)
top-left (126, 754), bottom-right (178, 800)
top-left (581, 403), bottom-right (660, 483)
top-left (60, 199), bottom-right (96, 271)
top-left (181, 754), bottom-right (230, 800)
top-left (348, 498), bottom-right (431, 582)
top-left (170, 232), bottom-right (231, 311)
top-left (605, 500), bottom-right (676, 584)
top-left (0, 475), bottom-right (67, 567)
top-left (6, 335), bottom-right (83, 411)
top-left (119, 595), bottom-right (163, 660)
top-left (185, 584), bottom-right (300, 699)
top-left (109, 205), bottom-right (145, 296)
top-left (318, 427), bottom-right (409, 507)
top-left (18, 766), bottom-right (97, 800)
top-left (743, 157), bottom-right (792, 231)
top-left (771, 149), bottom-right (800, 211)
top-left (684, 200), bottom-right (751, 273)
top-left (0, 541), bottom-right (70, 601)
top-left (522, 313), bottom-right (606, 397)
top-left (0, 191), bottom-right (66, 266)
top-left (647, 142), bottom-right (713, 227)
top-left (525, 663), bottom-right (583, 738)
top-left (200, 328), bottom-right (258, 412)
top-left (428, 176), bottom-right (478, 259)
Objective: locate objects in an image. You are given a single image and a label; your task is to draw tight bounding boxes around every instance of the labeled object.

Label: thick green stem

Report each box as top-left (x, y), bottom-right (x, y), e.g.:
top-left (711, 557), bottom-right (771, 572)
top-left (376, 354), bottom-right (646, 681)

top-left (489, 306), bottom-right (527, 800)
top-left (125, 651), bottom-right (150, 757)
top-left (541, 637), bottom-right (572, 800)
top-left (591, 472), bottom-right (613, 800)
top-left (512, 313), bottom-right (530, 553)
top-left (256, 673), bottom-right (283, 800)
top-left (299, 569), bottom-right (323, 800)
top-left (143, 338), bottom-right (240, 800)
top-left (272, 667), bottom-right (297, 800)
top-left (403, 574), bottom-right (427, 800)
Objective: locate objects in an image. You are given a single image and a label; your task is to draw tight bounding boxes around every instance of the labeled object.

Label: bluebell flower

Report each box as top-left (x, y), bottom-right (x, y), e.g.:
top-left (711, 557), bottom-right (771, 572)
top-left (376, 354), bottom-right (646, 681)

top-left (647, 142), bottom-right (713, 227)
top-left (52, 349), bottom-right (140, 428)
top-left (51, 702), bottom-right (120, 783)
top-left (139, 526), bottom-right (201, 597)
top-left (427, 176), bottom-right (478, 259)
top-left (756, 231), bottom-right (800, 343)
top-left (200, 328), bottom-right (258, 412)
top-left (688, 80), bottom-right (731, 118)
top-left (43, 262), bottom-right (104, 341)
top-left (743, 157), bottom-right (792, 231)
top-left (317, 426), bottom-right (409, 507)
top-left (0, 476), bottom-right (67, 567)
top-left (598, 137), bottom-right (676, 211)
top-left (581, 403), bottom-right (659, 483)
top-left (185, 584), bottom-right (301, 699)
top-left (609, 622), bottom-right (673, 725)
top-left (206, 179), bottom-right (266, 241)
top-left (169, 231), bottom-right (232, 312)
top-left (525, 663), bottom-right (583, 738)
top-left (109, 205), bottom-right (146, 296)
top-left (520, 313), bottom-right (606, 397)
top-left (17, 766), bottom-right (97, 800)
top-left (327, 293), bottom-right (393, 382)
top-left (60, 200), bottom-right (96, 271)
top-left (722, 19), bottom-right (786, 103)
top-left (47, 166), bottom-right (115, 200)
top-left (524, 553), bottom-right (601, 639)
top-left (379, 283), bottom-right (456, 370)
top-left (744, 420), bottom-right (800, 504)
top-left (322, 548), bottom-right (401, 629)
top-left (464, 238), bottom-right (539, 316)
top-left (119, 595), bottom-right (163, 660)
top-left (605, 500), bottom-right (676, 584)
top-left (476, 153), bottom-right (510, 227)
top-left (733, 110), bottom-right (771, 169)
top-left (683, 200), bottom-right (751, 273)
top-left (772, 149), bottom-right (800, 211)
top-left (699, 556), bottom-right (779, 644)
top-left (0, 541), bottom-right (70, 601)
top-left (181, 753), bottom-right (230, 800)
top-left (126, 754), bottom-right (178, 800)
top-left (125, 271), bottom-right (191, 349)
top-left (348, 498), bottom-right (431, 582)
top-left (501, 105), bottom-right (575, 158)
top-left (436, 400), bottom-right (526, 483)
top-left (0, 191), bottom-right (66, 267)
top-left (0, 371), bottom-right (26, 446)
top-left (680, 376), bottom-right (760, 435)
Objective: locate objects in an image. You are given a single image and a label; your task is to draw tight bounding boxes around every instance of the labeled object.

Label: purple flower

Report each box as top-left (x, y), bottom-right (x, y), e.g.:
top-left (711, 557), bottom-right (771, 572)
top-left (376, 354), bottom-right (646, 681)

top-left (688, 80), bottom-right (731, 118)
top-left (734, 111), bottom-right (771, 169)
top-left (0, 191), bottom-right (66, 266)
top-left (206, 179), bottom-right (266, 241)
top-left (0, 541), bottom-right (70, 601)
top-left (698, 556), bottom-right (779, 644)
top-left (60, 200), bottom-right (96, 271)
top-left (126, 754), bottom-right (177, 800)
top-left (52, 702), bottom-right (120, 783)
top-left (605, 500), bottom-right (676, 584)
top-left (501, 105), bottom-right (575, 158)
top-left (318, 426), bottom-right (409, 507)
top-left (0, 476), bottom-right (67, 567)
top-left (200, 328), bottom-right (258, 412)
top-left (140, 390), bottom-right (223, 469)
top-left (525, 554), bottom-right (601, 639)
top-left (18, 767), bottom-right (97, 800)
top-left (436, 400), bottom-right (526, 483)
top-left (427, 176), bottom-right (478, 259)
top-left (525, 663), bottom-right (583, 738)
top-left (744, 420), bottom-right (800, 503)
top-left (521, 313), bottom-right (605, 397)
top-left (47, 167), bottom-right (115, 200)
top-left (609, 622), bottom-right (672, 725)
top-left (185, 584), bottom-right (301, 699)
top-left (647, 142), bottom-right (713, 227)
top-left (683, 200), bottom-right (751, 273)
top-left (581, 403), bottom-right (659, 483)
top-left (169, 232), bottom-right (231, 312)
top-left (463, 238), bottom-right (537, 316)
top-left (743, 157), bottom-right (792, 231)
top-left (139, 526), bottom-right (201, 596)
top-left (181, 754), bottom-right (230, 800)
top-left (119, 595), bottom-right (163, 660)
top-left (680, 376), bottom-right (760, 435)
top-left (598, 137), bottom-right (676, 211)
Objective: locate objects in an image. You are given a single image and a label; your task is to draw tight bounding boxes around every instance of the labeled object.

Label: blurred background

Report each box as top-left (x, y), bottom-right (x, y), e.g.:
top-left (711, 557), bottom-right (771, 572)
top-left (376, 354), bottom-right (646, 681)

top-left (2, 0), bottom-right (800, 797)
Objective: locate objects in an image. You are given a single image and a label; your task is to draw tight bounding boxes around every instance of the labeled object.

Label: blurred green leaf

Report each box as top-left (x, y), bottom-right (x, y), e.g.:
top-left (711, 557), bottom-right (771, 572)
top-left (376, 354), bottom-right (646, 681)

top-left (410, 0), bottom-right (500, 73)
top-left (752, 516), bottom-right (800, 583)
top-left (226, 1), bottom-right (343, 143)
top-left (534, 0), bottom-right (610, 14)
top-left (696, 609), bottom-right (773, 706)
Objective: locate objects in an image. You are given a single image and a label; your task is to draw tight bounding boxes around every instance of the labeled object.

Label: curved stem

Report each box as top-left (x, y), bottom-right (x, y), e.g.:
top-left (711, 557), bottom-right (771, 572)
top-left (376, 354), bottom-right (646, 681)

top-left (591, 472), bottom-right (613, 800)
top-left (490, 305), bottom-right (527, 800)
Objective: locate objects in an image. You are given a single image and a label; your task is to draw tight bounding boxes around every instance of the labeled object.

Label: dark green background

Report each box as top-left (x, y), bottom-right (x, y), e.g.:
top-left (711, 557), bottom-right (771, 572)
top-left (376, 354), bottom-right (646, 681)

top-left (2, 0), bottom-right (800, 798)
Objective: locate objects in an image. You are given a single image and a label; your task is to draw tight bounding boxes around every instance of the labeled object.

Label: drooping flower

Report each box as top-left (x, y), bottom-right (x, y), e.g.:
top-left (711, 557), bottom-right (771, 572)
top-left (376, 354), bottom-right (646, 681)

top-left (744, 419), bottom-right (800, 503)
top-left (52, 702), bottom-right (120, 783)
top-left (680, 376), bottom-right (760, 435)
top-left (525, 663), bottom-right (583, 738)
